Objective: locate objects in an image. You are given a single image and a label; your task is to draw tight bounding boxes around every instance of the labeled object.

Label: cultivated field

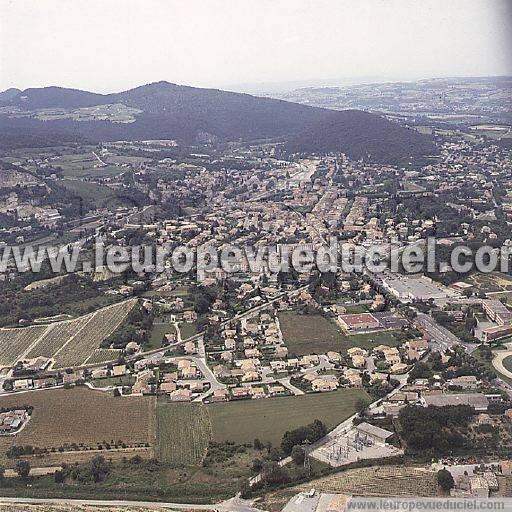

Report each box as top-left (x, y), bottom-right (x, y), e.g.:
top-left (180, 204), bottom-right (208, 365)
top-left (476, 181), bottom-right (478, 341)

top-left (0, 325), bottom-right (49, 367)
top-left (265, 465), bottom-right (439, 509)
top-left (156, 402), bottom-right (211, 466)
top-left (0, 299), bottom-right (136, 369)
top-left (0, 388), bottom-right (156, 467)
top-left (208, 389), bottom-right (370, 446)
top-left (278, 312), bottom-right (402, 355)
top-left (278, 312), bottom-right (344, 355)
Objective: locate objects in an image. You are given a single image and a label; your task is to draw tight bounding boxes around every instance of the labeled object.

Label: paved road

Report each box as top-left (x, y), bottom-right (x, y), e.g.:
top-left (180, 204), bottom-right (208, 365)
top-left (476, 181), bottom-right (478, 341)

top-left (492, 342), bottom-right (512, 380)
top-left (0, 496), bottom-right (264, 512)
top-left (414, 312), bottom-right (473, 352)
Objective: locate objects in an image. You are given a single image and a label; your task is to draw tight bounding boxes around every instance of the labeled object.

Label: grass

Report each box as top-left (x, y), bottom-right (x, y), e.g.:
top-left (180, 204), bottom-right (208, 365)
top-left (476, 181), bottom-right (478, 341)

top-left (278, 311), bottom-right (403, 355)
top-left (278, 312), bottom-right (345, 356)
top-left (0, 387), bottom-right (156, 467)
top-left (59, 179), bottom-right (115, 207)
top-left (156, 402), bottom-right (211, 466)
top-left (148, 321), bottom-right (176, 349)
top-left (465, 272), bottom-right (512, 294)
top-left (208, 388), bottom-right (370, 446)
top-left (91, 375), bottom-right (136, 388)
top-left (472, 346), bottom-right (512, 387)
top-left (180, 322), bottom-right (198, 340)
top-left (503, 355), bottom-right (512, 374)
top-left (344, 331), bottom-right (403, 350)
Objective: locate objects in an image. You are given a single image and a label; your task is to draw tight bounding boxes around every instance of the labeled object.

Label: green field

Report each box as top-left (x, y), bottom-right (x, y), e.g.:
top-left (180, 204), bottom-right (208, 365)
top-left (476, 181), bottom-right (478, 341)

top-left (59, 179), bottom-right (116, 206)
top-left (344, 331), bottom-right (403, 350)
top-left (279, 312), bottom-right (402, 355)
top-left (278, 312), bottom-right (345, 355)
top-left (208, 388), bottom-right (370, 446)
top-left (503, 355), bottom-right (512, 374)
top-left (148, 321), bottom-right (176, 349)
top-left (156, 402), bottom-right (211, 466)
top-left (180, 322), bottom-right (198, 340)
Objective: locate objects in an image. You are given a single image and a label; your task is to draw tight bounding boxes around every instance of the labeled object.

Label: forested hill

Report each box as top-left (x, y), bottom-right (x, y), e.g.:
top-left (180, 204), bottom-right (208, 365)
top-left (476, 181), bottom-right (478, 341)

top-left (0, 81), bottom-right (437, 164)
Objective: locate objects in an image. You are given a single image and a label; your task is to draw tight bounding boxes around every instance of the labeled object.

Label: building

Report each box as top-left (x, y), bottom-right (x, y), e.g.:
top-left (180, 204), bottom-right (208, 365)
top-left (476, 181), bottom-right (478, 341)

top-left (353, 422), bottom-right (393, 445)
top-left (338, 313), bottom-right (380, 332)
top-left (421, 393), bottom-right (489, 412)
top-left (483, 300), bottom-right (512, 326)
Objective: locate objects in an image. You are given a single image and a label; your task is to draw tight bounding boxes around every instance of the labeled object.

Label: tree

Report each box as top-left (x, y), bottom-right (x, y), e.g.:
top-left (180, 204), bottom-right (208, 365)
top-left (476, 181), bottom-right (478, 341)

top-left (54, 469), bottom-right (65, 483)
top-left (261, 461), bottom-right (289, 485)
top-left (90, 455), bottom-right (110, 483)
top-left (0, 465), bottom-right (5, 483)
top-left (251, 458), bottom-right (263, 472)
top-left (291, 445), bottom-right (305, 466)
top-left (355, 397), bottom-right (370, 415)
top-left (253, 438), bottom-right (263, 451)
top-left (15, 460), bottom-right (30, 480)
top-left (437, 469), bottom-right (454, 491)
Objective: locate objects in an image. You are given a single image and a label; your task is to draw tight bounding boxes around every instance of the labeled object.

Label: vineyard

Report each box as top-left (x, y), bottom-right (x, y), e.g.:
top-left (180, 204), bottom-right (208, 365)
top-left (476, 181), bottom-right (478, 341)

top-left (0, 325), bottom-right (49, 367)
top-left (0, 387), bottom-right (156, 467)
top-left (52, 299), bottom-right (136, 368)
top-left (0, 299), bottom-right (136, 369)
top-left (156, 402), bottom-right (212, 465)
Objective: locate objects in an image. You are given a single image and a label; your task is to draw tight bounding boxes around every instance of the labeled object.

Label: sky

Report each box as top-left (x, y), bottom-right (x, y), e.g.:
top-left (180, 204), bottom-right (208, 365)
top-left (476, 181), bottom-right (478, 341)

top-left (0, 0), bottom-right (511, 93)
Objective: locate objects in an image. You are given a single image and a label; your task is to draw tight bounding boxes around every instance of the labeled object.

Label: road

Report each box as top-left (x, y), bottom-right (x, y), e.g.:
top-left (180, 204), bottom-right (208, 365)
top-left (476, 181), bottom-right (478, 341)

top-left (0, 496), bottom-right (264, 512)
top-left (414, 312), bottom-right (475, 352)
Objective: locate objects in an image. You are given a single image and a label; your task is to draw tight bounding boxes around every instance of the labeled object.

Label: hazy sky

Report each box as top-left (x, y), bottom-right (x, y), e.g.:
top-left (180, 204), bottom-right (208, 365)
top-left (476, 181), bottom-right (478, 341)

top-left (1, 0), bottom-right (511, 93)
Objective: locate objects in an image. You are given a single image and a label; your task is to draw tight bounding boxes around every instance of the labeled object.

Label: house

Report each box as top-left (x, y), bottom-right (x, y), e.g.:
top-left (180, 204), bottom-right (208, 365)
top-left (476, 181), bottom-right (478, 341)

top-left (274, 346), bottom-right (288, 358)
top-left (231, 387), bottom-right (251, 400)
top-left (213, 365), bottom-right (231, 379)
top-left (245, 348), bottom-right (261, 358)
top-left (183, 310), bottom-right (197, 322)
top-left (347, 347), bottom-right (368, 358)
top-left (13, 379), bottom-right (33, 391)
top-left (184, 341), bottom-right (197, 355)
top-left (220, 351), bottom-right (233, 362)
top-left (169, 388), bottom-right (192, 402)
top-left (327, 351), bottom-right (342, 363)
top-left (383, 350), bottom-right (401, 365)
top-left (312, 378), bottom-right (338, 392)
top-left (251, 387), bottom-right (266, 399)
top-left (270, 360), bottom-right (286, 372)
top-left (390, 363), bottom-right (408, 374)
top-left (300, 354), bottom-right (320, 367)
top-left (159, 381), bottom-right (177, 394)
top-left (268, 385), bottom-right (286, 397)
top-left (224, 338), bottom-right (236, 350)
top-left (212, 388), bottom-right (228, 402)
top-left (242, 371), bottom-right (260, 382)
top-left (181, 365), bottom-right (199, 380)
top-left (447, 375), bottom-right (480, 390)
top-left (351, 355), bottom-right (366, 368)
top-left (112, 364), bottom-right (127, 377)
top-left (286, 358), bottom-right (299, 369)
top-left (243, 337), bottom-right (257, 348)
top-left (344, 370), bottom-right (362, 387)
top-left (91, 368), bottom-right (109, 379)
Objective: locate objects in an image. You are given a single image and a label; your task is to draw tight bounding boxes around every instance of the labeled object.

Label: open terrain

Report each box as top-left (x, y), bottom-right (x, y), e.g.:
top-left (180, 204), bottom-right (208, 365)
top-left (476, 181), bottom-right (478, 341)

top-left (0, 388), bottom-right (156, 467)
top-left (278, 312), bottom-right (403, 355)
top-left (156, 402), bottom-right (212, 466)
top-left (208, 389), bottom-right (369, 446)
